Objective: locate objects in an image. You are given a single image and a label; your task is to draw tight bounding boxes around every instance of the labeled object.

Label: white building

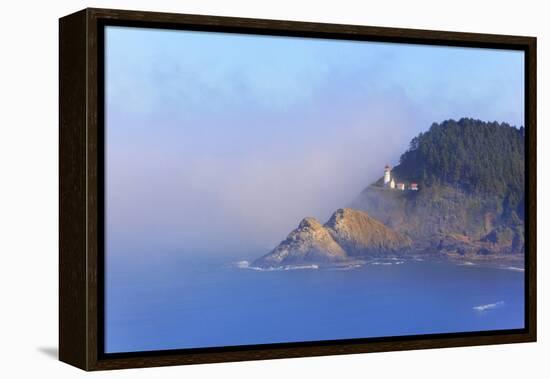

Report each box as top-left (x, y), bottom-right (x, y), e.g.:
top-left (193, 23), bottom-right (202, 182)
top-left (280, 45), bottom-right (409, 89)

top-left (390, 178), bottom-right (395, 189)
top-left (383, 165), bottom-right (392, 187)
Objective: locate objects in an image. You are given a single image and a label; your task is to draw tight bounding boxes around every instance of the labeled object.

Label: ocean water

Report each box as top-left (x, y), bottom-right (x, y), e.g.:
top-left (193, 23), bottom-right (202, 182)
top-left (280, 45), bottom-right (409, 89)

top-left (105, 256), bottom-right (525, 353)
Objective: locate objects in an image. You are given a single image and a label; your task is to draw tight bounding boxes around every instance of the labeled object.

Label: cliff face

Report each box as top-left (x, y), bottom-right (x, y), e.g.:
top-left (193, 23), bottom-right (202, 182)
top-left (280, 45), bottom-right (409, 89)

top-left (253, 209), bottom-right (410, 268)
top-left (351, 184), bottom-right (524, 256)
top-left (351, 184), bottom-right (493, 243)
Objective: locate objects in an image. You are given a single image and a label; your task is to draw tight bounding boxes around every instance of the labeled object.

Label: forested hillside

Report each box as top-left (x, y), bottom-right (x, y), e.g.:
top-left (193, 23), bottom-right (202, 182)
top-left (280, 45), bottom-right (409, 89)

top-left (393, 118), bottom-right (525, 220)
top-left (353, 118), bottom-right (525, 256)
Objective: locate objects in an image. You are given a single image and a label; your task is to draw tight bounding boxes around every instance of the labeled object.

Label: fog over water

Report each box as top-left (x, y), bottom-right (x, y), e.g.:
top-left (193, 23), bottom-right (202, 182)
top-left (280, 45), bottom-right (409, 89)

top-left (105, 26), bottom-right (524, 258)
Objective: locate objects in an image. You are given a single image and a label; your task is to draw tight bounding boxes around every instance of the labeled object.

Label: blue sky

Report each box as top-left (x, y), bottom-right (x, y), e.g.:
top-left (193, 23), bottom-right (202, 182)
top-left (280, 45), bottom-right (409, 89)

top-left (105, 26), bottom-right (524, 258)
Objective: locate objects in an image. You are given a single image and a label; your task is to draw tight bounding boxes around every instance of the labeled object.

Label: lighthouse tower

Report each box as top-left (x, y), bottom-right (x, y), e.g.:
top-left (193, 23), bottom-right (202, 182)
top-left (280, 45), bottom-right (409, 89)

top-left (383, 165), bottom-right (392, 187)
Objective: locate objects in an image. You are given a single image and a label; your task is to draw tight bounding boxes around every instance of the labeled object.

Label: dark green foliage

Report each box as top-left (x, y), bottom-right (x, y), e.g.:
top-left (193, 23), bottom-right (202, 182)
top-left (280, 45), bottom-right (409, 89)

top-left (393, 118), bottom-right (525, 220)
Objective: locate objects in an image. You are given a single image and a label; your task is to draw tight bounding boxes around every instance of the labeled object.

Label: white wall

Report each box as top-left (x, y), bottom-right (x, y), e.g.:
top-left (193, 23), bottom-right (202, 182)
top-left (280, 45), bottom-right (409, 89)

top-left (0, 0), bottom-right (547, 377)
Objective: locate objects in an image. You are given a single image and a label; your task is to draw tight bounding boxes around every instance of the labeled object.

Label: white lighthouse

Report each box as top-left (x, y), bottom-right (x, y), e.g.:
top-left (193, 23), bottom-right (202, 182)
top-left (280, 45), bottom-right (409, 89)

top-left (383, 165), bottom-right (392, 187)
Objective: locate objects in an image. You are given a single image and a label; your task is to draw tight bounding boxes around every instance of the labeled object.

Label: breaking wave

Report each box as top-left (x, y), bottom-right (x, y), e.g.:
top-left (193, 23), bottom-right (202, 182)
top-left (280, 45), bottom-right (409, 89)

top-left (234, 260), bottom-right (251, 269)
top-left (370, 260), bottom-right (404, 266)
top-left (329, 264), bottom-right (364, 271)
top-left (473, 301), bottom-right (505, 311)
top-left (500, 266), bottom-right (525, 272)
top-left (233, 261), bottom-right (319, 271)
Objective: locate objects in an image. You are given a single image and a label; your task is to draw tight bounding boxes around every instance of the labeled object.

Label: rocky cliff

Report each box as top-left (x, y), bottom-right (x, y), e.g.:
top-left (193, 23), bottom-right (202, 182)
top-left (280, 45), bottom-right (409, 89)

top-left (351, 184), bottom-right (524, 257)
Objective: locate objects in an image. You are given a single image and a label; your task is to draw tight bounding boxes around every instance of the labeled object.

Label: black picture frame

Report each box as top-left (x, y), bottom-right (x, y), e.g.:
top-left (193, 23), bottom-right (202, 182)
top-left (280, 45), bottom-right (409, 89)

top-left (59, 7), bottom-right (537, 371)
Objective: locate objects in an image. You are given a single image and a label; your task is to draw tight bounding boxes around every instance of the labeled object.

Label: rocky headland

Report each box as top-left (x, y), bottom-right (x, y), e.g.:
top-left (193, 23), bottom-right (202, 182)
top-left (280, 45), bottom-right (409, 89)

top-left (252, 118), bottom-right (525, 269)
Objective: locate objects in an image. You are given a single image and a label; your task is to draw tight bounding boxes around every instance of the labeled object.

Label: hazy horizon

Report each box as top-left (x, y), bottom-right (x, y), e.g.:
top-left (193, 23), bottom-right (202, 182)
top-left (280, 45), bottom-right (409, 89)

top-left (105, 26), bottom-right (524, 259)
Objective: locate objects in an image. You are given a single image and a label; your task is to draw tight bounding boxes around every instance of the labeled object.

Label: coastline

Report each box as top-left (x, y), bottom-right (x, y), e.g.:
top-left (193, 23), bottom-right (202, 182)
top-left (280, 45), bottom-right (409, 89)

top-left (241, 249), bottom-right (525, 271)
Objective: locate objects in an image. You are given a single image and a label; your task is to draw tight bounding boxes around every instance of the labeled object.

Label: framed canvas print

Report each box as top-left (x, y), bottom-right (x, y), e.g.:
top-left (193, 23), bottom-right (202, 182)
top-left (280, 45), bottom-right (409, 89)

top-left (59, 8), bottom-right (536, 371)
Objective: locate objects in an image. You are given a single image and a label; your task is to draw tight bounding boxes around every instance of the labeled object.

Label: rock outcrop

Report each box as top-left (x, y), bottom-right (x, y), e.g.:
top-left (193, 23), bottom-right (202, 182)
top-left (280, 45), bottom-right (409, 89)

top-left (253, 209), bottom-right (410, 268)
top-left (325, 208), bottom-right (411, 257)
top-left (253, 217), bottom-right (347, 268)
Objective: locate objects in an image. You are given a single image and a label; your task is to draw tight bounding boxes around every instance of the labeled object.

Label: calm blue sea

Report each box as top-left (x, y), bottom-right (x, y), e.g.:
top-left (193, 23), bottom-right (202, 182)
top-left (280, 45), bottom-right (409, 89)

top-left (105, 255), bottom-right (525, 353)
